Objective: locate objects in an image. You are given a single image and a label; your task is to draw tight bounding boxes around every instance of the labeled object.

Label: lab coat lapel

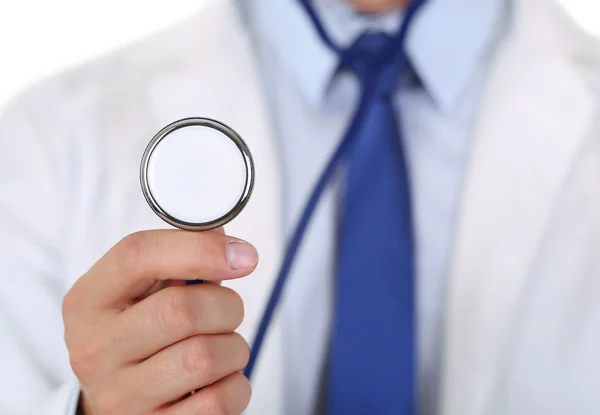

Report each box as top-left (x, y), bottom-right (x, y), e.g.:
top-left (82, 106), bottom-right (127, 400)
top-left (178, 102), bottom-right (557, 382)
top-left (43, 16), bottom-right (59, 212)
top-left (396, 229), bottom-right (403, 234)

top-left (441, 1), bottom-right (597, 414)
top-left (146, 1), bottom-right (285, 412)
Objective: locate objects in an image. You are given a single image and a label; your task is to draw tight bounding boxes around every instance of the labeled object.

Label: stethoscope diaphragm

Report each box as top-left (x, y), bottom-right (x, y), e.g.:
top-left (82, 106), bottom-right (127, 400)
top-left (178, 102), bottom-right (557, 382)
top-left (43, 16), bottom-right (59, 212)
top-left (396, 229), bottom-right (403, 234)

top-left (140, 118), bottom-right (254, 231)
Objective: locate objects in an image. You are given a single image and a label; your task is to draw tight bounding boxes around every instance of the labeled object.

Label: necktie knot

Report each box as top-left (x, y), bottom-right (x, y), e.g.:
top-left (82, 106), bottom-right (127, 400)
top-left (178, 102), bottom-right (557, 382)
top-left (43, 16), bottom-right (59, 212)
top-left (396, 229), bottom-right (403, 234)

top-left (340, 31), bottom-right (402, 96)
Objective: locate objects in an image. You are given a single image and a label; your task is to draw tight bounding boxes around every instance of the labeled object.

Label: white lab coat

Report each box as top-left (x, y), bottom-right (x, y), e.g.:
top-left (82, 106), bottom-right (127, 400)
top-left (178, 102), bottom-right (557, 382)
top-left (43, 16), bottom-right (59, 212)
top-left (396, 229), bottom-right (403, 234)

top-left (1, 0), bottom-right (600, 414)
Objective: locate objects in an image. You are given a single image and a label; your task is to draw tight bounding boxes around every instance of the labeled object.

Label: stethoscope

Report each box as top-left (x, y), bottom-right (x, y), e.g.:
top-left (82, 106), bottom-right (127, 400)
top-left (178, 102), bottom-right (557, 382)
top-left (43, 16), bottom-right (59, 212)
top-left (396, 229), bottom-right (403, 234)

top-left (140, 0), bottom-right (427, 381)
top-left (139, 117), bottom-right (267, 380)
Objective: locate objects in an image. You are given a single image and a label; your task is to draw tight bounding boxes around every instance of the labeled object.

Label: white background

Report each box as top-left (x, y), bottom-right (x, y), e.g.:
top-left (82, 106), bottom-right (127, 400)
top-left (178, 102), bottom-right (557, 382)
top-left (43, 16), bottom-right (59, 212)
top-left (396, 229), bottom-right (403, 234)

top-left (0, 0), bottom-right (598, 110)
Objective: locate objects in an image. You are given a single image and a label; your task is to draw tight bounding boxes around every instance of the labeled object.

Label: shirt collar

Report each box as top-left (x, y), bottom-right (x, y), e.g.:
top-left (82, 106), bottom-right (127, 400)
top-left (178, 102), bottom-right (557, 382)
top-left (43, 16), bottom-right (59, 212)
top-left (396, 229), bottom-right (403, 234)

top-left (245, 0), bottom-right (506, 111)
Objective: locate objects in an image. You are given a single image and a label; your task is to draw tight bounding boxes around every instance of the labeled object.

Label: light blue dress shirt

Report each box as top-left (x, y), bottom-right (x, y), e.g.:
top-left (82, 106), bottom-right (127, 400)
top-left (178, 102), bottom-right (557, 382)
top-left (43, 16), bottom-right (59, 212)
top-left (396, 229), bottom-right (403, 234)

top-left (242, 0), bottom-right (507, 414)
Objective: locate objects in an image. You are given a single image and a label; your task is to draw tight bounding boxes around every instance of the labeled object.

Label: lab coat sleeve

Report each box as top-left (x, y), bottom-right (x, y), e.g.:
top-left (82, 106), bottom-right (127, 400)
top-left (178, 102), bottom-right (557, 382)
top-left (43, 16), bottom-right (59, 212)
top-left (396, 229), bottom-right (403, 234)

top-left (0, 85), bottom-right (80, 415)
top-left (28, 381), bottom-right (80, 415)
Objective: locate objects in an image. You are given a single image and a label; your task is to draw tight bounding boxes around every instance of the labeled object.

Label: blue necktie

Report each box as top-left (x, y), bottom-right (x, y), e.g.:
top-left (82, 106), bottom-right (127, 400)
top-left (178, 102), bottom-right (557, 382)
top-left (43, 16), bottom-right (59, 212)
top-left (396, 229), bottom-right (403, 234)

top-left (328, 30), bottom-right (416, 414)
top-left (244, 3), bottom-right (429, 414)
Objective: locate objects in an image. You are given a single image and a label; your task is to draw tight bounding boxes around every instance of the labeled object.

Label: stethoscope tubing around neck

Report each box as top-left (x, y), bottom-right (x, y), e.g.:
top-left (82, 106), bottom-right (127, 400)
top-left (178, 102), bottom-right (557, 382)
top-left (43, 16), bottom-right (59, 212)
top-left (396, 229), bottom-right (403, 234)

top-left (243, 83), bottom-right (374, 379)
top-left (243, 0), bottom-right (430, 381)
top-left (297, 0), bottom-right (429, 72)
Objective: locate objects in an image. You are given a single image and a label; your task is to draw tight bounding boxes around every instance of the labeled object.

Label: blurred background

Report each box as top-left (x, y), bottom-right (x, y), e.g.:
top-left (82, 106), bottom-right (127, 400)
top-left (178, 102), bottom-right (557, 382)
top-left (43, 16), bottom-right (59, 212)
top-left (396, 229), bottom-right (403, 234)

top-left (0, 0), bottom-right (598, 110)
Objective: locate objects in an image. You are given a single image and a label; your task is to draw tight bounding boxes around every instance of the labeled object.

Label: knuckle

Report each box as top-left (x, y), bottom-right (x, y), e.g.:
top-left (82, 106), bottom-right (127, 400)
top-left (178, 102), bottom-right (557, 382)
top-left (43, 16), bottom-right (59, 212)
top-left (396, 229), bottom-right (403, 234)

top-left (182, 337), bottom-right (214, 378)
top-left (203, 388), bottom-right (231, 415)
top-left (203, 374), bottom-right (252, 415)
top-left (116, 232), bottom-right (148, 273)
top-left (157, 288), bottom-right (195, 333)
top-left (69, 341), bottom-right (101, 381)
top-left (61, 290), bottom-right (77, 320)
top-left (194, 232), bottom-right (209, 258)
top-left (226, 288), bottom-right (245, 329)
top-left (238, 375), bottom-right (253, 412)
top-left (62, 280), bottom-right (88, 323)
top-left (233, 333), bottom-right (251, 369)
top-left (92, 386), bottom-right (125, 415)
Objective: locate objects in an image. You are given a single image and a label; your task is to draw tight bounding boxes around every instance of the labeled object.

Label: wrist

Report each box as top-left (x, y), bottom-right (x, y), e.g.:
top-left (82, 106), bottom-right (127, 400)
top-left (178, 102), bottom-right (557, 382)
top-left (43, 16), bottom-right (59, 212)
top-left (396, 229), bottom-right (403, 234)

top-left (77, 391), bottom-right (93, 415)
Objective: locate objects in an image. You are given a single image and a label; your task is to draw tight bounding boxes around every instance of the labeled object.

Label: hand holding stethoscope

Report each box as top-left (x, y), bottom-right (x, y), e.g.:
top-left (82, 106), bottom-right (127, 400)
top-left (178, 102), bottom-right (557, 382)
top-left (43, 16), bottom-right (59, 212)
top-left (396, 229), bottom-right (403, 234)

top-left (62, 119), bottom-right (258, 415)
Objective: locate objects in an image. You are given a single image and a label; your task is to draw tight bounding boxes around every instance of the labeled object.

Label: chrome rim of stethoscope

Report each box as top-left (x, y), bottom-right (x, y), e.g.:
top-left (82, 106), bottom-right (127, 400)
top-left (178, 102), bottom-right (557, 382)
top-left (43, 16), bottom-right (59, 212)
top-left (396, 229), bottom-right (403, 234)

top-left (140, 117), bottom-right (255, 231)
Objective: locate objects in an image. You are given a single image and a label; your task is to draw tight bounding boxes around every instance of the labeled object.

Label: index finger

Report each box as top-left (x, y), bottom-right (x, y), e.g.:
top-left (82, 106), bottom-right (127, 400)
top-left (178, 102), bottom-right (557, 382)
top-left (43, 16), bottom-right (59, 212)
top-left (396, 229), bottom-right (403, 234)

top-left (70, 229), bottom-right (258, 310)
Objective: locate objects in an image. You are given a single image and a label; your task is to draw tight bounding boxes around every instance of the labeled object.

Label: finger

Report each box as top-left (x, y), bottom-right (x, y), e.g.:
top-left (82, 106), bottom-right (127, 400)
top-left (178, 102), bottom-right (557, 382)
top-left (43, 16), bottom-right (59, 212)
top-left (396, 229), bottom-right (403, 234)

top-left (143, 279), bottom-right (188, 299)
top-left (70, 229), bottom-right (258, 310)
top-left (150, 228), bottom-right (226, 290)
top-left (110, 285), bottom-right (244, 363)
top-left (186, 227), bottom-right (223, 286)
top-left (162, 372), bottom-right (251, 415)
top-left (133, 333), bottom-right (249, 409)
top-left (181, 227), bottom-right (224, 288)
top-left (142, 278), bottom-right (221, 301)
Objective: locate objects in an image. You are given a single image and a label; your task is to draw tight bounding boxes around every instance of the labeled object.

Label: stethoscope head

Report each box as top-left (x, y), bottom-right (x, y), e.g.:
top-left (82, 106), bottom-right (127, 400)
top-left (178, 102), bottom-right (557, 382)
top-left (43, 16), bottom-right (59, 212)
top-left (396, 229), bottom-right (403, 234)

top-left (140, 118), bottom-right (254, 231)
